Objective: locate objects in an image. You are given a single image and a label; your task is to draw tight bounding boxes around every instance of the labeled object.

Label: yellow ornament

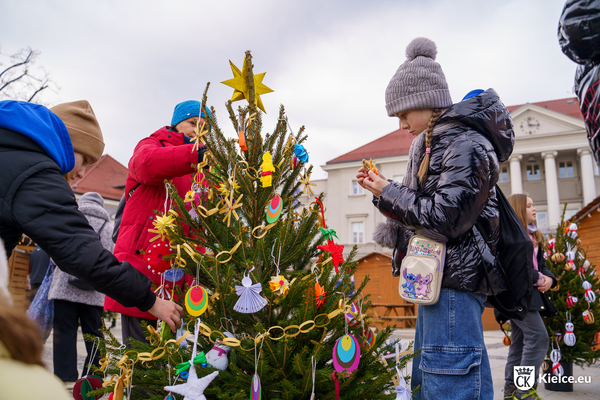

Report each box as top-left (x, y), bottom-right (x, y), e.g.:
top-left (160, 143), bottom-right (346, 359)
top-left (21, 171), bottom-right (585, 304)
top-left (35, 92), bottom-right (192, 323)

top-left (221, 57), bottom-right (273, 113)
top-left (148, 212), bottom-right (177, 242)
top-left (269, 275), bottom-right (290, 296)
top-left (299, 168), bottom-right (316, 197)
top-left (260, 152), bottom-right (275, 188)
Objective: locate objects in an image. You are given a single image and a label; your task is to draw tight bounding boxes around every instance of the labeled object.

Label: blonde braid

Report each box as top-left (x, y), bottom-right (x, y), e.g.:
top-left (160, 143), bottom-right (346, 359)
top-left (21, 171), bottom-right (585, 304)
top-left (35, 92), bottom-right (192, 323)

top-left (417, 109), bottom-right (442, 185)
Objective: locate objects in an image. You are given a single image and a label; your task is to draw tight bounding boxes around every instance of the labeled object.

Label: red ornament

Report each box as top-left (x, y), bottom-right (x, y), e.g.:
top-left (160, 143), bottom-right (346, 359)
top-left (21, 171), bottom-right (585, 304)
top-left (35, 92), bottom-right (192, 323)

top-left (317, 240), bottom-right (345, 273)
top-left (145, 239), bottom-right (174, 275)
top-left (73, 375), bottom-right (103, 400)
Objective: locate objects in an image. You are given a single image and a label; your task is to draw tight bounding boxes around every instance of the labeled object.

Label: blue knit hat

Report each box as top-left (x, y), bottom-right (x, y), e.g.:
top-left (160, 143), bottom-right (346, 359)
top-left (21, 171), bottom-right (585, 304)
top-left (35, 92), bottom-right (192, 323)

top-left (171, 100), bottom-right (211, 126)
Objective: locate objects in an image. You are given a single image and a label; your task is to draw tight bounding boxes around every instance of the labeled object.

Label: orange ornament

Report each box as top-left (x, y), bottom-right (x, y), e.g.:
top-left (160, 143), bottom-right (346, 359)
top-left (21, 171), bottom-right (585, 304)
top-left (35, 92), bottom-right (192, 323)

top-left (315, 282), bottom-right (326, 308)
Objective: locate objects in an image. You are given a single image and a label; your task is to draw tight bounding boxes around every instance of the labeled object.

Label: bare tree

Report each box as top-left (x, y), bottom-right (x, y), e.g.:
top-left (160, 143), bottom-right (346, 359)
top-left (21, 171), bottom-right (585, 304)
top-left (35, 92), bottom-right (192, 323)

top-left (0, 47), bottom-right (58, 104)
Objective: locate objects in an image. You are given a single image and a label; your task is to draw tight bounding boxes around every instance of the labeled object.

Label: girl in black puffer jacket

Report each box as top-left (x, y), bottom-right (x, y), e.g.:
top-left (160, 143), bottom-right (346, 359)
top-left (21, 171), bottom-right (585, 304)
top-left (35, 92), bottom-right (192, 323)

top-left (358, 37), bottom-right (514, 400)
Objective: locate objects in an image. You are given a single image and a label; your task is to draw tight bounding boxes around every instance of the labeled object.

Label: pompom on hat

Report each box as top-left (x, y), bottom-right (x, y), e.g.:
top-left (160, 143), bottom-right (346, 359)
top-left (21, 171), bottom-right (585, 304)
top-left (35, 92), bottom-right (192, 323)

top-left (50, 100), bottom-right (105, 164)
top-left (385, 37), bottom-right (453, 117)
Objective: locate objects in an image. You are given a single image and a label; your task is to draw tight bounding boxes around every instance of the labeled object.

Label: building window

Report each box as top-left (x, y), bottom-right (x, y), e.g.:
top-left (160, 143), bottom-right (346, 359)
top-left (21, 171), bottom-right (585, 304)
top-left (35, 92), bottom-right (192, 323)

top-left (351, 180), bottom-right (364, 195)
top-left (352, 222), bottom-right (364, 244)
top-left (564, 209), bottom-right (578, 220)
top-left (559, 161), bottom-right (574, 178)
top-left (526, 164), bottom-right (540, 181)
top-left (499, 166), bottom-right (509, 183)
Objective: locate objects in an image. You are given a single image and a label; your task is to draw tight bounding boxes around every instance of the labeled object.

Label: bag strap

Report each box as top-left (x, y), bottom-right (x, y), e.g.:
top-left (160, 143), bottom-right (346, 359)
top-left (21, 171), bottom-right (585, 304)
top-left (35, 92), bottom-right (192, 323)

top-left (97, 220), bottom-right (108, 235)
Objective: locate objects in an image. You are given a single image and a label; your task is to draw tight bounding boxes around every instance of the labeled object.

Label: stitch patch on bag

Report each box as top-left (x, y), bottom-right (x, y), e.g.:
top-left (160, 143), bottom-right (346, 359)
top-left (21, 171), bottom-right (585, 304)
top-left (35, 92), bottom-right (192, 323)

top-left (398, 236), bottom-right (446, 305)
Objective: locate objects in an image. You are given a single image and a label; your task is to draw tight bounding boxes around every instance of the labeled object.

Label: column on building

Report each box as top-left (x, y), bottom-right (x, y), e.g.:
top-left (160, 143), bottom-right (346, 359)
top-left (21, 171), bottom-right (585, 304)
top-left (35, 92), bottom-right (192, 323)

top-left (578, 147), bottom-right (597, 206)
top-left (509, 154), bottom-right (523, 195)
top-left (542, 151), bottom-right (560, 230)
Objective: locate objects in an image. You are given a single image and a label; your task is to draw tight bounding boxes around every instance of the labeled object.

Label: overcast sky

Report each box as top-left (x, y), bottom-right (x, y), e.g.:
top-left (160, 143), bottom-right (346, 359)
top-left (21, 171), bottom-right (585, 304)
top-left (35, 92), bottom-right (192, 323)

top-left (1, 0), bottom-right (578, 179)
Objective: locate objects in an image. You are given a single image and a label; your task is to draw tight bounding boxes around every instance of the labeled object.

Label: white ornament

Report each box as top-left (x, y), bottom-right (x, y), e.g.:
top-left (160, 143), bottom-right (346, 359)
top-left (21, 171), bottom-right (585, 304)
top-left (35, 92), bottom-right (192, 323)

top-left (234, 272), bottom-right (268, 313)
top-left (165, 319), bottom-right (218, 400)
top-left (564, 313), bottom-right (576, 347)
top-left (569, 223), bottom-right (578, 239)
top-left (206, 331), bottom-right (233, 371)
top-left (550, 344), bottom-right (563, 377)
top-left (394, 367), bottom-right (411, 400)
top-left (164, 369), bottom-right (218, 400)
top-left (583, 281), bottom-right (597, 303)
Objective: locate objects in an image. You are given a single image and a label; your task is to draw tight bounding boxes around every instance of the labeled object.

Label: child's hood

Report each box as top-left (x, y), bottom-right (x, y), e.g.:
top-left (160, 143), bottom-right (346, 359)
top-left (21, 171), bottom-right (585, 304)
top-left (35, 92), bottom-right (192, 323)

top-left (437, 88), bottom-right (515, 163)
top-left (0, 100), bottom-right (74, 174)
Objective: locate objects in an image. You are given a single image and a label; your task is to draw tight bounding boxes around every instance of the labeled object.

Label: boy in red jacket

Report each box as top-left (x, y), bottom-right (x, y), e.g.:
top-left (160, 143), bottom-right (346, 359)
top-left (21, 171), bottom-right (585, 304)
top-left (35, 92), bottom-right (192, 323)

top-left (106, 100), bottom-right (209, 343)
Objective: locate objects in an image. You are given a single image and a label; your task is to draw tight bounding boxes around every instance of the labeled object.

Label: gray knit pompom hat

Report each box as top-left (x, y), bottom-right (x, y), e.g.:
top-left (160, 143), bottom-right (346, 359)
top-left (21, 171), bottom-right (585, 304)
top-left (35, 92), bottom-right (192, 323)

top-left (385, 37), bottom-right (453, 117)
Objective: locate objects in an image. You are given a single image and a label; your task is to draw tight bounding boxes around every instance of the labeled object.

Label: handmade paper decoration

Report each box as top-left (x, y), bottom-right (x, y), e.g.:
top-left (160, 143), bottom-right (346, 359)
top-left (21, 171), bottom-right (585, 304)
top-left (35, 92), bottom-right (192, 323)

top-left (251, 373), bottom-right (262, 400)
top-left (206, 331), bottom-right (234, 370)
top-left (566, 292), bottom-right (578, 307)
top-left (185, 286), bottom-right (209, 317)
top-left (221, 57), bottom-right (273, 113)
top-left (568, 222), bottom-right (578, 239)
top-left (73, 375), bottom-right (103, 400)
top-left (333, 334), bottom-right (361, 373)
top-left (362, 158), bottom-right (379, 175)
top-left (299, 168), bottom-right (317, 197)
top-left (260, 152), bottom-right (275, 187)
top-left (315, 282), bottom-right (326, 308)
top-left (314, 198), bottom-right (345, 273)
top-left (238, 130), bottom-right (247, 151)
top-left (293, 144), bottom-right (309, 163)
top-left (145, 240), bottom-right (174, 275)
top-left (564, 312), bottom-right (576, 347)
top-left (583, 280), bottom-right (597, 302)
top-left (164, 267), bottom-right (185, 283)
top-left (266, 195), bottom-right (283, 223)
top-left (550, 340), bottom-right (564, 377)
top-left (583, 305), bottom-right (595, 324)
top-left (345, 302), bottom-right (360, 325)
top-left (234, 270), bottom-right (268, 313)
top-left (394, 366), bottom-right (411, 400)
top-left (269, 275), bottom-right (290, 296)
top-left (551, 253), bottom-right (565, 263)
top-left (360, 327), bottom-right (375, 349)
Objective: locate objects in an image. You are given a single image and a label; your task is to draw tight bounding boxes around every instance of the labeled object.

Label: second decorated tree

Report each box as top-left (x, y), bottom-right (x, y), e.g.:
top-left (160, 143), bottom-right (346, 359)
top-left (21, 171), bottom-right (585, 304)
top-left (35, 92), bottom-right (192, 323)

top-left (97, 51), bottom-right (411, 400)
top-left (544, 206), bottom-right (600, 373)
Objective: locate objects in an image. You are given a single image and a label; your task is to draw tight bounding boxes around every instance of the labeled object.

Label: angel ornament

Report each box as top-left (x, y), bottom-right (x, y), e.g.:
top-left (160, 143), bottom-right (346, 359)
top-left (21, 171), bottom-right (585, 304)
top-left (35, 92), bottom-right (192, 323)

top-left (564, 312), bottom-right (577, 347)
top-left (234, 268), bottom-right (268, 314)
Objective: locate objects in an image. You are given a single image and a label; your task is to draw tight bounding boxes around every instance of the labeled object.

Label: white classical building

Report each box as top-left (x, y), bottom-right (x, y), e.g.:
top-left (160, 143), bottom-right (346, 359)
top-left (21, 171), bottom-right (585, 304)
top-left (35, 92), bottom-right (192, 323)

top-left (303, 97), bottom-right (600, 259)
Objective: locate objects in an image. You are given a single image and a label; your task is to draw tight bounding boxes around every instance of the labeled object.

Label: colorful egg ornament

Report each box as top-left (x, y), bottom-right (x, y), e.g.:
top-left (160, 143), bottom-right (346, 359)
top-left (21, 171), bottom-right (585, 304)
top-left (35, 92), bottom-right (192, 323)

top-left (185, 286), bottom-right (209, 316)
top-left (73, 375), bottom-right (103, 400)
top-left (251, 373), bottom-right (262, 400)
top-left (332, 334), bottom-right (361, 374)
top-left (266, 195), bottom-right (283, 223)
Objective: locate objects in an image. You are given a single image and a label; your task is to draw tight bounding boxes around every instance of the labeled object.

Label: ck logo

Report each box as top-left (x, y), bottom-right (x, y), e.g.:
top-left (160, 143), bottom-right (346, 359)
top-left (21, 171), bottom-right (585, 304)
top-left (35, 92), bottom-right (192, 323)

top-left (514, 366), bottom-right (535, 390)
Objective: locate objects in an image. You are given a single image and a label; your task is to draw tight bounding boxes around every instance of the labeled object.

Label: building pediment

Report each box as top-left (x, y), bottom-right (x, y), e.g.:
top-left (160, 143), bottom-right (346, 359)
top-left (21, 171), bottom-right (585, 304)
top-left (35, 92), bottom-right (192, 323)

top-left (511, 103), bottom-right (585, 139)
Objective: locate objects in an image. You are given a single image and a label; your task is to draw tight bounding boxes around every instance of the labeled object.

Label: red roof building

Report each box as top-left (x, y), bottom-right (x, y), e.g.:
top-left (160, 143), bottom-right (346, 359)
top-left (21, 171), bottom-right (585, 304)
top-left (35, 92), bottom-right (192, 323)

top-left (327, 97), bottom-right (583, 164)
top-left (70, 154), bottom-right (128, 201)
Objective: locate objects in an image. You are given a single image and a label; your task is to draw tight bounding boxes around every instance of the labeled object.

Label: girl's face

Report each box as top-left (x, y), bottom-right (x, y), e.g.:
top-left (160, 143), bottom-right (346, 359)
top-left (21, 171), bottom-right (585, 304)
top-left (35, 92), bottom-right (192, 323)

top-left (396, 109), bottom-right (434, 136)
top-left (526, 196), bottom-right (536, 224)
top-left (70, 152), bottom-right (90, 181)
top-left (175, 116), bottom-right (205, 139)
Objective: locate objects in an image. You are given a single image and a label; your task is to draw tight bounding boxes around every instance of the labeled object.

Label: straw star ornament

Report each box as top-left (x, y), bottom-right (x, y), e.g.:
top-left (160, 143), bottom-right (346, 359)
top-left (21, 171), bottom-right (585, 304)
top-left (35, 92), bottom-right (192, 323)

top-left (221, 57), bottom-right (273, 113)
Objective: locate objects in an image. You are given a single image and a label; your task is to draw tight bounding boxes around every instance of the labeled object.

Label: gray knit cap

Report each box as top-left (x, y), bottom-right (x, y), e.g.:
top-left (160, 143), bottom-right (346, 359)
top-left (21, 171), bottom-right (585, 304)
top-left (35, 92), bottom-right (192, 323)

top-left (385, 37), bottom-right (453, 117)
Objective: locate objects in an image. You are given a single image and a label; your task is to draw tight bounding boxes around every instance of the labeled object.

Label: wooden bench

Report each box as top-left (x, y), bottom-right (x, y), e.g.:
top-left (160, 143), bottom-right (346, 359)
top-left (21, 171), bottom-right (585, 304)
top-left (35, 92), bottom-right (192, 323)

top-left (367, 302), bottom-right (418, 330)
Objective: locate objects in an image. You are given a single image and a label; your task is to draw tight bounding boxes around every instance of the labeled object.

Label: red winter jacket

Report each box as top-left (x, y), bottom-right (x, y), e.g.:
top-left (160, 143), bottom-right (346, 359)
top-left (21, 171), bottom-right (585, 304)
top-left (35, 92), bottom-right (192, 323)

top-left (105, 127), bottom-right (200, 319)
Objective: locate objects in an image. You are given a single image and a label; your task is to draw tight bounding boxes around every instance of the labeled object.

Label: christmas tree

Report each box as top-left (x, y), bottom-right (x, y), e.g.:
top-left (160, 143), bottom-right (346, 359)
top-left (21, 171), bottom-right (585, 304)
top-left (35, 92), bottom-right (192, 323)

top-left (544, 205), bottom-right (600, 368)
top-left (92, 51), bottom-right (414, 400)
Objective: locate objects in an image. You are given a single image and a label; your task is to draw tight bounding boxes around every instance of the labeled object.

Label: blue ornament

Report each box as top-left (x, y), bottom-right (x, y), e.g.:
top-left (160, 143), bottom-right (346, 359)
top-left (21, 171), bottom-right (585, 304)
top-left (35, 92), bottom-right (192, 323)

top-left (201, 362), bottom-right (208, 368)
top-left (179, 370), bottom-right (189, 379)
top-left (293, 144), bottom-right (309, 163)
top-left (164, 268), bottom-right (185, 283)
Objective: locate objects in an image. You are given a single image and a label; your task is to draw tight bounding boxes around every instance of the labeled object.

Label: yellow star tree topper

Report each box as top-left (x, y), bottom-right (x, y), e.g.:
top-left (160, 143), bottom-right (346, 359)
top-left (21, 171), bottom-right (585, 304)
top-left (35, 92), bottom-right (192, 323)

top-left (221, 56), bottom-right (273, 113)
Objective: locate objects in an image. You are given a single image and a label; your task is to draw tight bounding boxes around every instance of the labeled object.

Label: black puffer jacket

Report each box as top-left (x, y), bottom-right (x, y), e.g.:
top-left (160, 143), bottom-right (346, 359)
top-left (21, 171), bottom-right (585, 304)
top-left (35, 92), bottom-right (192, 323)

top-left (376, 89), bottom-right (514, 295)
top-left (0, 128), bottom-right (156, 311)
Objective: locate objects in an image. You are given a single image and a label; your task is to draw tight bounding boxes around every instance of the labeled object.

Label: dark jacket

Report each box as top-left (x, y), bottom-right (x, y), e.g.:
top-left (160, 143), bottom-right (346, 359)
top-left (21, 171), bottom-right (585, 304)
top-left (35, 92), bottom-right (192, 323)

top-left (530, 243), bottom-right (558, 316)
top-left (0, 104), bottom-right (155, 312)
top-left (376, 89), bottom-right (514, 295)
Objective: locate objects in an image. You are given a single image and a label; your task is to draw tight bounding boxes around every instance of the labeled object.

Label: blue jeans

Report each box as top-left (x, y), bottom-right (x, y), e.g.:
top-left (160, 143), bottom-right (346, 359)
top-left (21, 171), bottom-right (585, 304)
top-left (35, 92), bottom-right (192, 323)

top-left (411, 288), bottom-right (493, 400)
